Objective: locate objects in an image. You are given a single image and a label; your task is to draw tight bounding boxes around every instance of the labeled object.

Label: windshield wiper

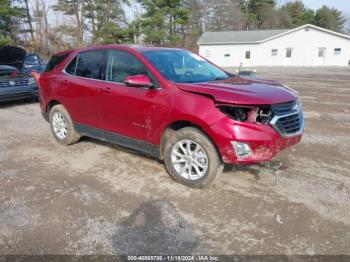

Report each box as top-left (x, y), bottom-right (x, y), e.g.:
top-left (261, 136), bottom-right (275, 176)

top-left (215, 76), bottom-right (230, 80)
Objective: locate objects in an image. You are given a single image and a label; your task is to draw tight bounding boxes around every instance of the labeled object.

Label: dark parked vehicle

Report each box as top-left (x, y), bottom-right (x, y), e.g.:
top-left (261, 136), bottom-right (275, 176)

top-left (36, 45), bottom-right (304, 188)
top-left (0, 46), bottom-right (39, 103)
top-left (23, 53), bottom-right (46, 73)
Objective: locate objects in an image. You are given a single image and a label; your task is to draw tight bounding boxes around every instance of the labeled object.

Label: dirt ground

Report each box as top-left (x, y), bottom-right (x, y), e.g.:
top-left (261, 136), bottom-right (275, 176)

top-left (0, 67), bottom-right (349, 256)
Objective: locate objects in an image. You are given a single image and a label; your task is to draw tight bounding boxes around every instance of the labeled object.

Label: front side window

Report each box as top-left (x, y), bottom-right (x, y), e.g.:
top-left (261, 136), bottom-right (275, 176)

top-left (245, 51), bottom-right (251, 59)
top-left (286, 48), bottom-right (292, 58)
top-left (142, 50), bottom-right (229, 83)
top-left (106, 50), bottom-right (150, 84)
top-left (75, 50), bottom-right (106, 80)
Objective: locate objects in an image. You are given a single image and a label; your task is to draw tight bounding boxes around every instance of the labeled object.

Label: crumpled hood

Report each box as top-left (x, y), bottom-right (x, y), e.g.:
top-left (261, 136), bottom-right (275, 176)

top-left (177, 76), bottom-right (298, 105)
top-left (0, 46), bottom-right (26, 71)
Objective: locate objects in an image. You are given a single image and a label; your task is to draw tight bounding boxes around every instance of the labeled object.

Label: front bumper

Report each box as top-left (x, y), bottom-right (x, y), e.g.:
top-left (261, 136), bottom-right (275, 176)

top-left (207, 117), bottom-right (303, 164)
top-left (0, 85), bottom-right (38, 102)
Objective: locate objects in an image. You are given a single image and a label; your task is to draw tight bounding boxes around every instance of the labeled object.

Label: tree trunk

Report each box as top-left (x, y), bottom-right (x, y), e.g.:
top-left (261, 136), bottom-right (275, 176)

top-left (73, 1), bottom-right (84, 47)
top-left (24, 0), bottom-right (34, 40)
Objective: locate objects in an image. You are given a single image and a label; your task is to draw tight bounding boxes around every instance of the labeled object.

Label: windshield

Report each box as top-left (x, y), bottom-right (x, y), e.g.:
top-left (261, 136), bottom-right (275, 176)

top-left (142, 49), bottom-right (230, 83)
top-left (25, 55), bottom-right (39, 65)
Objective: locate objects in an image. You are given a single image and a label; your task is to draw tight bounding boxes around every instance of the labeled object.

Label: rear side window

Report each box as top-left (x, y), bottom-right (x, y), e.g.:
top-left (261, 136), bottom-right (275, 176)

top-left (65, 56), bottom-right (77, 75)
top-left (75, 50), bottom-right (106, 80)
top-left (45, 53), bottom-right (70, 72)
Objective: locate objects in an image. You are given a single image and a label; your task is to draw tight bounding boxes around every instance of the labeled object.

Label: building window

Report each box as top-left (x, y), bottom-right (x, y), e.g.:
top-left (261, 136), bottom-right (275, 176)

top-left (245, 51), bottom-right (251, 59)
top-left (204, 49), bottom-right (211, 58)
top-left (271, 49), bottom-right (278, 56)
top-left (224, 50), bottom-right (231, 57)
top-left (286, 48), bottom-right (292, 58)
top-left (318, 48), bottom-right (326, 58)
top-left (334, 48), bottom-right (341, 55)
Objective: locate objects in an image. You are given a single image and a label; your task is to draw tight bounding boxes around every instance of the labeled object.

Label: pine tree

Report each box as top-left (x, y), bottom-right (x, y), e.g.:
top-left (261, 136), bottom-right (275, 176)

top-left (84, 0), bottom-right (128, 44)
top-left (0, 0), bottom-right (25, 45)
top-left (315, 5), bottom-right (346, 33)
top-left (281, 1), bottom-right (315, 26)
top-left (137, 0), bottom-right (188, 46)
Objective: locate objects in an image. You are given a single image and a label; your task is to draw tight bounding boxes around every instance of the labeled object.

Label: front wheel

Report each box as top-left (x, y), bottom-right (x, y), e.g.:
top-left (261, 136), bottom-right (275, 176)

top-left (163, 127), bottom-right (223, 188)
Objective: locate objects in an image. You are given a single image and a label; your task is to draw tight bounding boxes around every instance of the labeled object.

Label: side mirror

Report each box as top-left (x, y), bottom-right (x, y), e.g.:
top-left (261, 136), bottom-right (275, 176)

top-left (125, 75), bottom-right (153, 88)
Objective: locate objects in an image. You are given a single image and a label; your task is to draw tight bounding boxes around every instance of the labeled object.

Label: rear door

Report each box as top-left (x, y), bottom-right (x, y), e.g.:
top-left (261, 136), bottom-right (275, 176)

top-left (57, 50), bottom-right (107, 131)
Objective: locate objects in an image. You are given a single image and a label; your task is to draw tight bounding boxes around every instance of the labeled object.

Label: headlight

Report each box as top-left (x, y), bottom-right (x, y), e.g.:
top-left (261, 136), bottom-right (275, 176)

top-left (28, 77), bottom-right (36, 85)
top-left (218, 104), bottom-right (273, 124)
top-left (217, 106), bottom-right (249, 122)
top-left (292, 98), bottom-right (301, 112)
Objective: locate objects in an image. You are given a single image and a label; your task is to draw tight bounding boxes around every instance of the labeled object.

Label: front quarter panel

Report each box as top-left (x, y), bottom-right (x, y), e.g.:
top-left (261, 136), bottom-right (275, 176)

top-left (154, 87), bottom-right (225, 144)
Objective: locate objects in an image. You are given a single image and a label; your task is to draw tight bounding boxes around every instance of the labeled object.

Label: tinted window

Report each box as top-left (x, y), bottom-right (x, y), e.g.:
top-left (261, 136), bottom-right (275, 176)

top-left (65, 56), bottom-right (77, 75)
top-left (75, 51), bottom-right (106, 80)
top-left (45, 53), bottom-right (70, 72)
top-left (106, 50), bottom-right (150, 83)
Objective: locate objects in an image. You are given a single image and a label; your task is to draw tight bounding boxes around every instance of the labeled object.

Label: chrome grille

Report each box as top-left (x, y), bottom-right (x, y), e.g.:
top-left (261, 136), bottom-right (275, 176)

top-left (271, 100), bottom-right (298, 115)
top-left (0, 79), bottom-right (29, 88)
top-left (270, 100), bottom-right (304, 137)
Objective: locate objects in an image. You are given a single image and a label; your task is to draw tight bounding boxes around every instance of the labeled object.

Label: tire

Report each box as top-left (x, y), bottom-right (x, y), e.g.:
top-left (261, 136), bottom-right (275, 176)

top-left (49, 104), bottom-right (80, 145)
top-left (163, 127), bottom-right (223, 188)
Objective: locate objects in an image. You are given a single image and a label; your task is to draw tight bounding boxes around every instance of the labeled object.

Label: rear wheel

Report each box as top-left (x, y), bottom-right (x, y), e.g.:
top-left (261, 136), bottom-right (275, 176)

top-left (164, 127), bottom-right (223, 188)
top-left (49, 104), bottom-right (80, 145)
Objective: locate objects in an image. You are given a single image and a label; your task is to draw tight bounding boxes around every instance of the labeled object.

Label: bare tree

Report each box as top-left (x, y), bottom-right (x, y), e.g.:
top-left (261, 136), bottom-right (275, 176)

top-left (24, 0), bottom-right (34, 40)
top-left (203, 0), bottom-right (247, 31)
top-left (53, 0), bottom-right (85, 47)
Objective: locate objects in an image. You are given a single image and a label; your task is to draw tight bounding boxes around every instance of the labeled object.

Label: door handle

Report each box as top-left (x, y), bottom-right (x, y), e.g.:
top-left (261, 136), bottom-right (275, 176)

top-left (102, 87), bottom-right (112, 94)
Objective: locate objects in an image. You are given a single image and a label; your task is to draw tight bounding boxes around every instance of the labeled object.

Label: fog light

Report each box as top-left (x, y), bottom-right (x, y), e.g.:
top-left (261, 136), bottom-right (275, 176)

top-left (231, 141), bottom-right (252, 159)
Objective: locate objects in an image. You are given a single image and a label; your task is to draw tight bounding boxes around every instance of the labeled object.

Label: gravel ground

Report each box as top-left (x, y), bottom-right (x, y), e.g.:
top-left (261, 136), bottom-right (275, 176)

top-left (0, 67), bottom-right (349, 255)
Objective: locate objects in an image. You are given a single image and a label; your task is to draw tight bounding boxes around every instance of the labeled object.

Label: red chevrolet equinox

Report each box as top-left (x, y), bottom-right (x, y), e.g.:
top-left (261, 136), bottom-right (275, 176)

top-left (36, 45), bottom-right (304, 188)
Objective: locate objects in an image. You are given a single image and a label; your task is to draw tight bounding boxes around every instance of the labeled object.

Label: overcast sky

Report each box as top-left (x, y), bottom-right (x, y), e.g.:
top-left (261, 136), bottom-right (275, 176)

top-left (278, 0), bottom-right (349, 14)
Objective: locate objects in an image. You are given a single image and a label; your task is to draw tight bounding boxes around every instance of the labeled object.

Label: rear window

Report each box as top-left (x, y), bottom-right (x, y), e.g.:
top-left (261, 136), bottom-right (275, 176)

top-left (45, 53), bottom-right (70, 72)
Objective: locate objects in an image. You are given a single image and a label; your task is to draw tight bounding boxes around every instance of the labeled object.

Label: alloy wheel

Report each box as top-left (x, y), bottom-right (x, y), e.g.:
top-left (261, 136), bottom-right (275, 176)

top-left (171, 139), bottom-right (209, 180)
top-left (52, 112), bottom-right (68, 140)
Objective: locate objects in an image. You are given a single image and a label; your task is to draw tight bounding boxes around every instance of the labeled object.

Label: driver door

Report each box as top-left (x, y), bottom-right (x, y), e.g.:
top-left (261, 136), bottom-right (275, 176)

top-left (98, 50), bottom-right (170, 146)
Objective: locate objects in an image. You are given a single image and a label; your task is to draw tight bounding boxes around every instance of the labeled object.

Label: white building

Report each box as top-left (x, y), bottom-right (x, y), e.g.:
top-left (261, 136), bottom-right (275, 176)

top-left (198, 24), bottom-right (350, 67)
